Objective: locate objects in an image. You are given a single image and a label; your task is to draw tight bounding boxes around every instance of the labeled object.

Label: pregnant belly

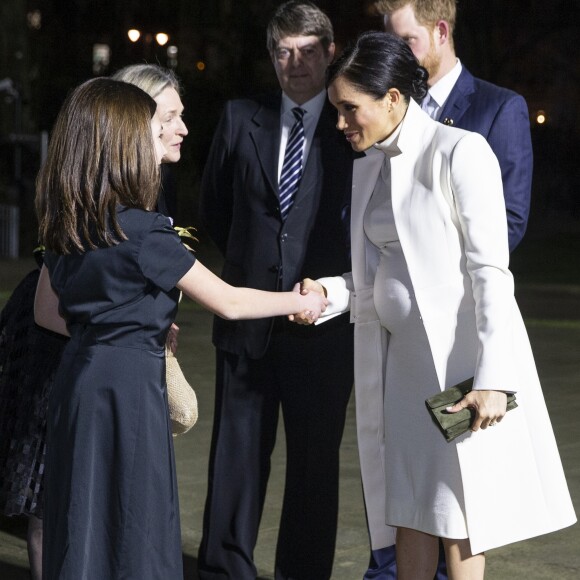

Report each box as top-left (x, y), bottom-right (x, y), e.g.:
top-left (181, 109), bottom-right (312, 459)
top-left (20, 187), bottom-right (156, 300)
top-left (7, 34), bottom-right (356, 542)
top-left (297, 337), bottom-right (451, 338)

top-left (373, 251), bottom-right (416, 333)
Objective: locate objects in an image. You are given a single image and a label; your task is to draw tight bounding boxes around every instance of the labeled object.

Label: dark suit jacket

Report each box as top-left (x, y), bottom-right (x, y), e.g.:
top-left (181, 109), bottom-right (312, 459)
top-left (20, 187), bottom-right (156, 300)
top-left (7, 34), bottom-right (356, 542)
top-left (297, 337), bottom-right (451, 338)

top-left (200, 93), bottom-right (353, 358)
top-left (438, 67), bottom-right (533, 251)
top-left (157, 164), bottom-right (177, 218)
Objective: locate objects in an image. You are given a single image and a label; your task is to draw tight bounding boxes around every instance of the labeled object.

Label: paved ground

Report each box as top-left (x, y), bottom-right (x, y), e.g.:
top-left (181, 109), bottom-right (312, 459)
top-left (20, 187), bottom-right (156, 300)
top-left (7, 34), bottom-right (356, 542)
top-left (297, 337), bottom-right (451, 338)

top-left (0, 240), bottom-right (579, 579)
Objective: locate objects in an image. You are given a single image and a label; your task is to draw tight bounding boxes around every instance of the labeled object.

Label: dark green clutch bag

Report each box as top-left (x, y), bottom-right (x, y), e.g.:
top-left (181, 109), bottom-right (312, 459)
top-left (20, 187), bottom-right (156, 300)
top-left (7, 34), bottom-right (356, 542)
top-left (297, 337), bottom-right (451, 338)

top-left (425, 378), bottom-right (517, 442)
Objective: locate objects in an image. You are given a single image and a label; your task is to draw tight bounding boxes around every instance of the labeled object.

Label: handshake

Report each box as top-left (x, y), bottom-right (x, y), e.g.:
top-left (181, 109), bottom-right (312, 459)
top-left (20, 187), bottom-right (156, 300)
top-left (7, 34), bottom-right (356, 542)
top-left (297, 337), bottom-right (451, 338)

top-left (289, 278), bottom-right (328, 325)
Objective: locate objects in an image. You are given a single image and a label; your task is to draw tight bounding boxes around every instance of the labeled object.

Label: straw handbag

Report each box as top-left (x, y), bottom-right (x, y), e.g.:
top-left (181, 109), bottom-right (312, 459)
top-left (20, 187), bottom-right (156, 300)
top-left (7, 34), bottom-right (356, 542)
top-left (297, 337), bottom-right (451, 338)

top-left (165, 348), bottom-right (198, 436)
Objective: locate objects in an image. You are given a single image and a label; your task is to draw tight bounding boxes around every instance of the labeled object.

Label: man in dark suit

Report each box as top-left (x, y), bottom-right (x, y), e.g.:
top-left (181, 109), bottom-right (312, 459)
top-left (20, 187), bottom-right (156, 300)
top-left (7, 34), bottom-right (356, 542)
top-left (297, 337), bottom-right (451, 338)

top-left (376, 0), bottom-right (533, 252)
top-left (197, 3), bottom-right (354, 579)
top-left (360, 1), bottom-right (534, 578)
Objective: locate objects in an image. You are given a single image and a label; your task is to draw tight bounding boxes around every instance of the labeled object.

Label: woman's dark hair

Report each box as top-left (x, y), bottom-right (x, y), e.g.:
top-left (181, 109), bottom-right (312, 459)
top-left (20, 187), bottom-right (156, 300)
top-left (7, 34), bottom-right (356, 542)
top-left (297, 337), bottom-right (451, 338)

top-left (36, 78), bottom-right (160, 254)
top-left (326, 31), bottom-right (428, 103)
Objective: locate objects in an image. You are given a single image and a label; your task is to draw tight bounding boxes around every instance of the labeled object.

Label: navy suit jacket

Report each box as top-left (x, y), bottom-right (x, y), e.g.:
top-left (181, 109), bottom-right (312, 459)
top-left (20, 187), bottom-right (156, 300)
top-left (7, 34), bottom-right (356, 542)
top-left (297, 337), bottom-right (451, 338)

top-left (199, 93), bottom-right (353, 358)
top-left (437, 67), bottom-right (533, 251)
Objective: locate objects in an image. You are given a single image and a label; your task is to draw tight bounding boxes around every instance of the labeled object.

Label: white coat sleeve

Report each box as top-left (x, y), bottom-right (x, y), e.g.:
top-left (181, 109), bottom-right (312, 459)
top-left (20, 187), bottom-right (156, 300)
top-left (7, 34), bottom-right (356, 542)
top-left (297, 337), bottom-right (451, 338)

top-left (450, 132), bottom-right (517, 392)
top-left (314, 274), bottom-right (351, 324)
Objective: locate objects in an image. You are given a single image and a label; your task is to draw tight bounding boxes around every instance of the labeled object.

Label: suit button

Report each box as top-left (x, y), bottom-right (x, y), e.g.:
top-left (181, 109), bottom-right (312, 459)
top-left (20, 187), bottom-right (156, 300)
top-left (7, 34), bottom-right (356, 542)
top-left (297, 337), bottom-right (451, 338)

top-left (280, 233), bottom-right (288, 242)
top-left (268, 265), bottom-right (280, 273)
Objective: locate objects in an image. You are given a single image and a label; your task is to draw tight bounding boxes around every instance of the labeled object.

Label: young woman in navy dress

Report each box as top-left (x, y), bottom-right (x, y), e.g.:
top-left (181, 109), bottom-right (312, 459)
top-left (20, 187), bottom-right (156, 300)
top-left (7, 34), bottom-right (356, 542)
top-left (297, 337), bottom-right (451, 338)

top-left (34, 78), bottom-right (326, 579)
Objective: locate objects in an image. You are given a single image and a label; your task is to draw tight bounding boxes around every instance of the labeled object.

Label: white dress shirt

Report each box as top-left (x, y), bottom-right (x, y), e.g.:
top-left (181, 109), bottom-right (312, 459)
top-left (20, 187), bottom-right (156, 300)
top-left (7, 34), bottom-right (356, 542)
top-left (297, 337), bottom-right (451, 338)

top-left (423, 59), bottom-right (463, 120)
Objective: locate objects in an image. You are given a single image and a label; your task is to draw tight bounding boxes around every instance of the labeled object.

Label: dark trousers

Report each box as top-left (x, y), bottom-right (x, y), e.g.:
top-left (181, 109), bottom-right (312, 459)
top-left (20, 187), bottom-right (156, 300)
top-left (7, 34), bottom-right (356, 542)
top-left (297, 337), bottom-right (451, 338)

top-left (198, 318), bottom-right (354, 580)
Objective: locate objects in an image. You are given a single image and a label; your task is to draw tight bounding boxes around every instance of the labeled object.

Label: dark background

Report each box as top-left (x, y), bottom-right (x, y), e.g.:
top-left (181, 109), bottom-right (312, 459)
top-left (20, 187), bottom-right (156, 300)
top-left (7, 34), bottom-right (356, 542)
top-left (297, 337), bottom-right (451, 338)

top-left (1, 0), bottom-right (579, 256)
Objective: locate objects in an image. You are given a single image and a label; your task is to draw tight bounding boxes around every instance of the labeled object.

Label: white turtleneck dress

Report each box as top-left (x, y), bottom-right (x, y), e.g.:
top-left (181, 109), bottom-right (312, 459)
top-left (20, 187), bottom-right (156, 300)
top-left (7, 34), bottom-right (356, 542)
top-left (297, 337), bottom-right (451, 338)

top-left (363, 132), bottom-right (468, 538)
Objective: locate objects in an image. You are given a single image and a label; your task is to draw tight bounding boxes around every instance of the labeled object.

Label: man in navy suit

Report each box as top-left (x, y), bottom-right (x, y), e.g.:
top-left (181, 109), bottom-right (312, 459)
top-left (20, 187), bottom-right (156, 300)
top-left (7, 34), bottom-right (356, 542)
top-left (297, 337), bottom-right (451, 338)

top-left (360, 1), bottom-right (534, 578)
top-left (197, 2), bottom-right (354, 579)
top-left (376, 0), bottom-right (533, 252)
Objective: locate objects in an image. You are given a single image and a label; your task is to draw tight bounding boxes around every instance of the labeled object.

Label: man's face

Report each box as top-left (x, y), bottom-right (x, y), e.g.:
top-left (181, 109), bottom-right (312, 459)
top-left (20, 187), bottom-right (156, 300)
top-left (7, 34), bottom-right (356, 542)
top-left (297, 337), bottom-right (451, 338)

top-left (386, 4), bottom-right (441, 84)
top-left (271, 35), bottom-right (335, 104)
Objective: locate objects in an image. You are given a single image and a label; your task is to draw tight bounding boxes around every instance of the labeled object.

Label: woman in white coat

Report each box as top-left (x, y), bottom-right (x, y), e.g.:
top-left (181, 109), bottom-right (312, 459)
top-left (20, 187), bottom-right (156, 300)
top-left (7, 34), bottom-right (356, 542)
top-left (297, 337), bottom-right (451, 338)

top-left (298, 31), bottom-right (576, 579)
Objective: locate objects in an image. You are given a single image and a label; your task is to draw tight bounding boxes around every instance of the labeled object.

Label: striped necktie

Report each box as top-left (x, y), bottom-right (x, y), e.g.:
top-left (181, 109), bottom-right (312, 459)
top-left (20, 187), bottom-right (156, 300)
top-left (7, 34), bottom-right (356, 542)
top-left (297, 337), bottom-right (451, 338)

top-left (422, 93), bottom-right (439, 119)
top-left (279, 107), bottom-right (305, 220)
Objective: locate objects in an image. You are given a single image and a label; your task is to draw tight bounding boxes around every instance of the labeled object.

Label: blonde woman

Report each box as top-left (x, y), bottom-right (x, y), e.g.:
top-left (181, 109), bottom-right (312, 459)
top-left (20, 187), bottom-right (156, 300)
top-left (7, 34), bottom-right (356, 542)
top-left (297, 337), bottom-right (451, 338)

top-left (113, 63), bottom-right (189, 350)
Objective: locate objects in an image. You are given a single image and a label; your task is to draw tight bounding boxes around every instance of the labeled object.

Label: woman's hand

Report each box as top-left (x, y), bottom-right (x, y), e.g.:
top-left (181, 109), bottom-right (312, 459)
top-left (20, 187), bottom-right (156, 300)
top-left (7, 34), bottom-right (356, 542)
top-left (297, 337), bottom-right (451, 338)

top-left (289, 281), bottom-right (328, 324)
top-left (300, 277), bottom-right (326, 296)
top-left (166, 323), bottom-right (179, 354)
top-left (447, 390), bottom-right (508, 431)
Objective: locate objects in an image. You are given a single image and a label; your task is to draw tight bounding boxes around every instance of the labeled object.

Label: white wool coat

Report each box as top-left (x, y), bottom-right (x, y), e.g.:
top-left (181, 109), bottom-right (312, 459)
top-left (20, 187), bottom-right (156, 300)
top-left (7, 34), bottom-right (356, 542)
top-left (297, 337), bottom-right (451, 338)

top-left (319, 99), bottom-right (576, 553)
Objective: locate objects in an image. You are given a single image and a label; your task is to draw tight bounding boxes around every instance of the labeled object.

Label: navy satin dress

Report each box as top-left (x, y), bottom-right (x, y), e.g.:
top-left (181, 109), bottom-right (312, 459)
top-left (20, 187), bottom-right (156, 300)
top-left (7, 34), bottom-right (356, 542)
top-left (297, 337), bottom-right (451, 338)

top-left (43, 208), bottom-right (195, 579)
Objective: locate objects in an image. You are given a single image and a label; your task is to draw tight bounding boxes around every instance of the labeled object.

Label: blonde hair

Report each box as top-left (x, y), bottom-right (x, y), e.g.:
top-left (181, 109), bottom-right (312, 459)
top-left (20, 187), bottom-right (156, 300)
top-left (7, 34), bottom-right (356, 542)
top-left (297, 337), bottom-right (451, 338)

top-left (112, 64), bottom-right (182, 99)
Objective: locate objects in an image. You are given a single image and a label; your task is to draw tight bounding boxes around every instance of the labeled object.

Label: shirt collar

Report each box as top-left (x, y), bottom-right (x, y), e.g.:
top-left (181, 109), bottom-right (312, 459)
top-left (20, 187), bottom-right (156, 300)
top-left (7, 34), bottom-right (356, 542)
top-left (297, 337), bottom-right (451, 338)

top-left (281, 89), bottom-right (327, 119)
top-left (428, 59), bottom-right (462, 108)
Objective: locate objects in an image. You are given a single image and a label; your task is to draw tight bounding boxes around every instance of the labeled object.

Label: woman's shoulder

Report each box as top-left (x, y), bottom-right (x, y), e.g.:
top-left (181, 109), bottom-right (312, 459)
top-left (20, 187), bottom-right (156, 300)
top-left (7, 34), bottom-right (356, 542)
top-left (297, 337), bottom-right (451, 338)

top-left (429, 123), bottom-right (491, 164)
top-left (118, 206), bottom-right (168, 224)
top-left (117, 207), bottom-right (173, 237)
top-left (447, 129), bottom-right (496, 164)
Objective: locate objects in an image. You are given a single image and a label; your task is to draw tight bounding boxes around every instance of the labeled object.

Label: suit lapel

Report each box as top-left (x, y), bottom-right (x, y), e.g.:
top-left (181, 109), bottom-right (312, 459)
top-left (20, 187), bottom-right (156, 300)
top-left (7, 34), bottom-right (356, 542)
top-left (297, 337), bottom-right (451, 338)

top-left (291, 101), bottom-right (335, 209)
top-left (438, 67), bottom-right (476, 127)
top-left (388, 100), bottom-right (441, 294)
top-left (249, 95), bottom-right (330, 208)
top-left (250, 95), bottom-right (282, 200)
top-left (351, 147), bottom-right (383, 285)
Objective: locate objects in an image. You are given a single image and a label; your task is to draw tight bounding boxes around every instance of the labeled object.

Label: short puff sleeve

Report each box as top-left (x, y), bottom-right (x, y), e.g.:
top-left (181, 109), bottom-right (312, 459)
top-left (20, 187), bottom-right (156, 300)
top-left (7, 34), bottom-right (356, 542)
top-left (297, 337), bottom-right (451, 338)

top-left (139, 214), bottom-right (196, 292)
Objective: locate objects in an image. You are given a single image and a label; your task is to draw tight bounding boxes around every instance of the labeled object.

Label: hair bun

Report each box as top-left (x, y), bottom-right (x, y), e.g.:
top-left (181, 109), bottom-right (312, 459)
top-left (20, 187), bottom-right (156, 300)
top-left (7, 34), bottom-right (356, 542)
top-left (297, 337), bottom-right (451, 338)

top-left (411, 65), bottom-right (429, 100)
top-left (414, 66), bottom-right (428, 82)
